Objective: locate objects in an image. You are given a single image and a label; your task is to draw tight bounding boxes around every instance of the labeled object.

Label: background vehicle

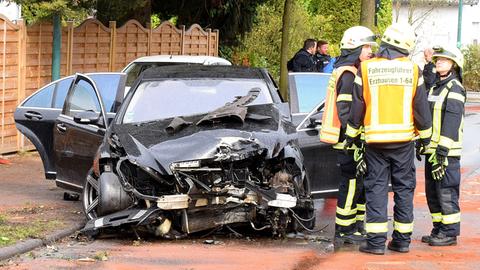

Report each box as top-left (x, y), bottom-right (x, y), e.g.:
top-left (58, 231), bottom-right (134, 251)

top-left (14, 73), bottom-right (126, 187)
top-left (121, 55), bottom-right (232, 88)
top-left (288, 72), bottom-right (339, 197)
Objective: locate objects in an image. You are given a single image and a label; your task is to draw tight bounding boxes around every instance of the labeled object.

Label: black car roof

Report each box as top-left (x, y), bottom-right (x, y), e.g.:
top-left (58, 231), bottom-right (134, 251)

top-left (140, 65), bottom-right (266, 80)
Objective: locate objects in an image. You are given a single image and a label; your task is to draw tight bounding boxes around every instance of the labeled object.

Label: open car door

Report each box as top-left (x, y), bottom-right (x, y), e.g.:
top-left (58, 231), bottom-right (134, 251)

top-left (53, 73), bottom-right (126, 192)
top-left (288, 72), bottom-right (340, 198)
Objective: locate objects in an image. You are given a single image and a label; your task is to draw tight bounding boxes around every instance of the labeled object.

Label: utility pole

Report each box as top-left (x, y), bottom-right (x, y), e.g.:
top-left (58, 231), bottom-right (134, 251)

top-left (279, 0), bottom-right (293, 101)
top-left (52, 13), bottom-right (61, 81)
top-left (457, 0), bottom-right (463, 48)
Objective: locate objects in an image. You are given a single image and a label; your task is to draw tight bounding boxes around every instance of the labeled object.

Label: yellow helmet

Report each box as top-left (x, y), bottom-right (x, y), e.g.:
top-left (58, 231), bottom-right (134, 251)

top-left (340, 26), bottom-right (378, 49)
top-left (381, 23), bottom-right (416, 52)
top-left (432, 45), bottom-right (464, 69)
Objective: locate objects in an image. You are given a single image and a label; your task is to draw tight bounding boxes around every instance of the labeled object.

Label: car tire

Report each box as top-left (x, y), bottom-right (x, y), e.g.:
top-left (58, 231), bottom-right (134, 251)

top-left (82, 169), bottom-right (99, 220)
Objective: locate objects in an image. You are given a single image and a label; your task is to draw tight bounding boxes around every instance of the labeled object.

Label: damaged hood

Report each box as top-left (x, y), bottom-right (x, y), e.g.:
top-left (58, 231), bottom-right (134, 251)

top-left (112, 104), bottom-right (296, 174)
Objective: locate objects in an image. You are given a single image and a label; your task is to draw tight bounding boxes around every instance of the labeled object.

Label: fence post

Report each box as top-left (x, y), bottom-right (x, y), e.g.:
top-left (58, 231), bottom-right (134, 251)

top-left (66, 21), bottom-right (74, 75)
top-left (16, 20), bottom-right (26, 150)
top-left (180, 25), bottom-right (185, 55)
top-left (206, 28), bottom-right (211, 56)
top-left (109, 21), bottom-right (116, 72)
top-left (214, 30), bottom-right (219, 56)
top-left (147, 22), bottom-right (152, 56)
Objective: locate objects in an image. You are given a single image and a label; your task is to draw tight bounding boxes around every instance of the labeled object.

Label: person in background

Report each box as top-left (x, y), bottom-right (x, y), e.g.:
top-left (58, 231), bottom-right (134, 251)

top-left (423, 48), bottom-right (437, 90)
top-left (315, 40), bottom-right (332, 72)
top-left (287, 39), bottom-right (317, 72)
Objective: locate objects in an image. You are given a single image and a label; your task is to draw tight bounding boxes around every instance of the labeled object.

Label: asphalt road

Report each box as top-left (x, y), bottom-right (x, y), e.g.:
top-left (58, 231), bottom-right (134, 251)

top-left (2, 104), bottom-right (480, 270)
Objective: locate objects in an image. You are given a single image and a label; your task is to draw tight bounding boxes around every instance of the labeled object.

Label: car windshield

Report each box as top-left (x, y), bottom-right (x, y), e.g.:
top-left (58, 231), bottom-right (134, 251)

top-left (122, 78), bottom-right (273, 124)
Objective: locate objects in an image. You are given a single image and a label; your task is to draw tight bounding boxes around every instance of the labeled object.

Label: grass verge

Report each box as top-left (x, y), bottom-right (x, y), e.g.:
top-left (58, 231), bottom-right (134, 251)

top-left (0, 213), bottom-right (63, 246)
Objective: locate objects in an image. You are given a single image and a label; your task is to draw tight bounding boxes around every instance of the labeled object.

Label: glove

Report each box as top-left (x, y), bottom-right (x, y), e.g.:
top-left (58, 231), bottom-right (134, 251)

top-left (344, 135), bottom-right (355, 152)
top-left (354, 143), bottom-right (367, 177)
top-left (415, 140), bottom-right (427, 161)
top-left (344, 135), bottom-right (361, 154)
top-left (428, 153), bottom-right (448, 181)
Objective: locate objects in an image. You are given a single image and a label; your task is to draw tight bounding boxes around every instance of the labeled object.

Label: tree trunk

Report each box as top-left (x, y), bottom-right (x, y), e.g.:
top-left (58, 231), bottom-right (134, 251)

top-left (360, 0), bottom-right (375, 28)
top-left (279, 0), bottom-right (292, 101)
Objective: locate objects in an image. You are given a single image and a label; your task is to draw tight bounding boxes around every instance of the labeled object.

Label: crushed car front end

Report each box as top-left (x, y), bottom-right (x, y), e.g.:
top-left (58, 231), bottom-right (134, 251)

top-left (82, 66), bottom-right (315, 238)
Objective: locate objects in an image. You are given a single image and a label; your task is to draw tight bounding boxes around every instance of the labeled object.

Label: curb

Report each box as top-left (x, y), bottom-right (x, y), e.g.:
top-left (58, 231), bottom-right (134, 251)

top-left (467, 91), bottom-right (480, 103)
top-left (0, 221), bottom-right (85, 261)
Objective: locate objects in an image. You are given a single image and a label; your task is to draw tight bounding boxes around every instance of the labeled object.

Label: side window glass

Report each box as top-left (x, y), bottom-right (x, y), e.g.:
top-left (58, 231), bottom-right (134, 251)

top-left (125, 64), bottom-right (143, 87)
top-left (293, 74), bottom-right (330, 113)
top-left (53, 77), bottom-right (73, 109)
top-left (65, 79), bottom-right (100, 117)
top-left (23, 84), bottom-right (54, 108)
top-left (89, 74), bottom-right (121, 113)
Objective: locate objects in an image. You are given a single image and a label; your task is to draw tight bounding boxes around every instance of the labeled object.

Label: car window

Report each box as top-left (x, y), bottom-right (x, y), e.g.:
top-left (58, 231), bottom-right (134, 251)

top-left (291, 73), bottom-right (330, 113)
top-left (65, 80), bottom-right (101, 117)
top-left (125, 63), bottom-right (143, 87)
top-left (23, 84), bottom-right (54, 108)
top-left (53, 77), bottom-right (74, 109)
top-left (125, 63), bottom-right (203, 87)
top-left (89, 74), bottom-right (122, 113)
top-left (123, 78), bottom-right (273, 124)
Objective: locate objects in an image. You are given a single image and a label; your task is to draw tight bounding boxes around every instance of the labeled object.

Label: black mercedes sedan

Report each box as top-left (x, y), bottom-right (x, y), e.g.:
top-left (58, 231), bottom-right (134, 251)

top-left (15, 66), bottom-right (337, 237)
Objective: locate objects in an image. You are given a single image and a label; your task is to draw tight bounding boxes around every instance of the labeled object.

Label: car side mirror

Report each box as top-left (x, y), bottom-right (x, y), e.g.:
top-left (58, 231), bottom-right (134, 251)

top-left (73, 110), bottom-right (100, 125)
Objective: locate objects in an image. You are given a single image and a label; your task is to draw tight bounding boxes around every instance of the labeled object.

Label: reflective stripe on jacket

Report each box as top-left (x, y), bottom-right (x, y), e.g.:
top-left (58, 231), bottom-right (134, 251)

top-left (320, 66), bottom-right (357, 145)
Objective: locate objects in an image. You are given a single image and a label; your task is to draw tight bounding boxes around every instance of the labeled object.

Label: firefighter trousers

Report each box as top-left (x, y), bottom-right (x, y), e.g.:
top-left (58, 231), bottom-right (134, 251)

top-left (364, 143), bottom-right (415, 248)
top-left (335, 150), bottom-right (366, 234)
top-left (425, 155), bottom-right (461, 237)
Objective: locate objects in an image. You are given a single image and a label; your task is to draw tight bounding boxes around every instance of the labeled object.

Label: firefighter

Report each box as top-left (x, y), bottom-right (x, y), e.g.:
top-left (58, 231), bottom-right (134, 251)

top-left (319, 26), bottom-right (377, 244)
top-left (421, 45), bottom-right (465, 246)
top-left (345, 22), bottom-right (432, 255)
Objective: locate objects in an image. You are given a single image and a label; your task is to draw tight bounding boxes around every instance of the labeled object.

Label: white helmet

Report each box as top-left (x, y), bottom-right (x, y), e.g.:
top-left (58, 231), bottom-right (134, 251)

top-left (432, 45), bottom-right (464, 69)
top-left (381, 23), bottom-right (416, 52)
top-left (340, 26), bottom-right (378, 49)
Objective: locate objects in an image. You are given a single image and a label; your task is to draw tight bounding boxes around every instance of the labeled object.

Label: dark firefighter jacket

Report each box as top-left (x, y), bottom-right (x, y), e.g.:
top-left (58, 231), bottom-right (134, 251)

top-left (424, 71), bottom-right (465, 157)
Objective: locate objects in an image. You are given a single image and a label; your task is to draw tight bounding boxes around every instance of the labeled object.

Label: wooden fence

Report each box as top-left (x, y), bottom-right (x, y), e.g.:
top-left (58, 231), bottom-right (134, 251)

top-left (0, 15), bottom-right (219, 154)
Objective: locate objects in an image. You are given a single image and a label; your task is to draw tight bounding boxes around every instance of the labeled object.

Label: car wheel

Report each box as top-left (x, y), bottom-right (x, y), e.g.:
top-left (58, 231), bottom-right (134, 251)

top-left (82, 169), bottom-right (99, 220)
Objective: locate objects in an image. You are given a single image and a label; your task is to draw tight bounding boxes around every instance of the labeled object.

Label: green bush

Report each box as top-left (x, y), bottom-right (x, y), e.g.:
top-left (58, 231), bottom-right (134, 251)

top-left (230, 0), bottom-right (392, 80)
top-left (463, 45), bottom-right (480, 91)
top-left (232, 0), bottom-right (334, 80)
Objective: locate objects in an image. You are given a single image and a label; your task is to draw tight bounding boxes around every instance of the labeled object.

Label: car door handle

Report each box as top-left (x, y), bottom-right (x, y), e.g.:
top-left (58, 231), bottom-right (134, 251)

top-left (24, 111), bottom-right (43, 120)
top-left (56, 123), bottom-right (67, 133)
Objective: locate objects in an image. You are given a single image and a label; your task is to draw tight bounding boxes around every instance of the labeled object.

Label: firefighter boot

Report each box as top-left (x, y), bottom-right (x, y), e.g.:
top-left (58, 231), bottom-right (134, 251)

top-left (334, 232), bottom-right (364, 245)
top-left (421, 233), bottom-right (438, 244)
top-left (429, 233), bottom-right (457, 246)
top-left (359, 242), bottom-right (385, 255)
top-left (387, 241), bottom-right (410, 253)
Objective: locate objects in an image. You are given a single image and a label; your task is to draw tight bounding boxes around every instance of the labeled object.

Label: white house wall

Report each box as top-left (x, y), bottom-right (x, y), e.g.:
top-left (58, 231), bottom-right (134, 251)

top-left (0, 0), bottom-right (21, 21)
top-left (394, 3), bottom-right (480, 65)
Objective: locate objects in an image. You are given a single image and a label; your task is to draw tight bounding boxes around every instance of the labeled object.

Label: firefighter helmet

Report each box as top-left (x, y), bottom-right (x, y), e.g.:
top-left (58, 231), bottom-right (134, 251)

top-left (340, 26), bottom-right (378, 49)
top-left (432, 45), bottom-right (464, 69)
top-left (381, 23), bottom-right (416, 52)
